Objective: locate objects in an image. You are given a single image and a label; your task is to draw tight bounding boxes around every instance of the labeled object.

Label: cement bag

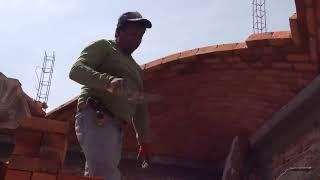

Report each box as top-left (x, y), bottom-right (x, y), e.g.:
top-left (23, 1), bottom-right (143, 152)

top-left (0, 72), bottom-right (30, 129)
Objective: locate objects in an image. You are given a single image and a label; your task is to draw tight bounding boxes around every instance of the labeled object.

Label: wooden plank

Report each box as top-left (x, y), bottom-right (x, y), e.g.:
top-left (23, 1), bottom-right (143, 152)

top-left (222, 136), bottom-right (249, 180)
top-left (0, 162), bottom-right (8, 180)
top-left (20, 117), bottom-right (69, 134)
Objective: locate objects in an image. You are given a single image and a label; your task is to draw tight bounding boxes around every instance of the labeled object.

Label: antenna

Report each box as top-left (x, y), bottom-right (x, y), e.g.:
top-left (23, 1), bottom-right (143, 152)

top-left (35, 51), bottom-right (55, 107)
top-left (252, 0), bottom-right (267, 33)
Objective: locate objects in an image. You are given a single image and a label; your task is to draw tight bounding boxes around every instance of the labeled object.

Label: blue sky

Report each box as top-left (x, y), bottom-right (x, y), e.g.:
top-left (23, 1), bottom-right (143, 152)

top-left (0, 0), bottom-right (296, 111)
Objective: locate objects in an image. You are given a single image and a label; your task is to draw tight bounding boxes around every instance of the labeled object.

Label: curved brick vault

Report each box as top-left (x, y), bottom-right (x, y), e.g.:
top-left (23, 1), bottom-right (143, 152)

top-left (47, 0), bottom-right (320, 169)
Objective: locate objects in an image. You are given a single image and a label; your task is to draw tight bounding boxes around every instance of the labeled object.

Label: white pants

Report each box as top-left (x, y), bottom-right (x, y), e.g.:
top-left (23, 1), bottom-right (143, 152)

top-left (75, 105), bottom-right (122, 180)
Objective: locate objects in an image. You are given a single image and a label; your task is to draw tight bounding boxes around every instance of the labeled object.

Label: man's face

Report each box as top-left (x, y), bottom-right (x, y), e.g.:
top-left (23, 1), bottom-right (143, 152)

top-left (117, 22), bottom-right (146, 54)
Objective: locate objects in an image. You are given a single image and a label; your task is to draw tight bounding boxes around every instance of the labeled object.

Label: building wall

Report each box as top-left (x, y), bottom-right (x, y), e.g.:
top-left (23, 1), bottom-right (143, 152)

top-left (250, 92), bottom-right (320, 180)
top-left (132, 32), bottom-right (318, 163)
top-left (270, 126), bottom-right (320, 180)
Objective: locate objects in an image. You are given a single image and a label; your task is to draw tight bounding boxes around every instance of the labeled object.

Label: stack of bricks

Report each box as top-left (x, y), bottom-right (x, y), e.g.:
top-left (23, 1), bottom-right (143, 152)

top-left (0, 116), bottom-right (103, 180)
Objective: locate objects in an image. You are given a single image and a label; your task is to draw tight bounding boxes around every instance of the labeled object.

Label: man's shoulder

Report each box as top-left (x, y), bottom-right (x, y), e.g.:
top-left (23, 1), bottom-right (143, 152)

top-left (87, 39), bottom-right (113, 48)
top-left (82, 39), bottom-right (116, 55)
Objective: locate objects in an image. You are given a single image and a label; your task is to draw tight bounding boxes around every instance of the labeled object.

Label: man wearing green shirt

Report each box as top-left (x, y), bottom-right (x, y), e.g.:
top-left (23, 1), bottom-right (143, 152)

top-left (69, 12), bottom-right (152, 180)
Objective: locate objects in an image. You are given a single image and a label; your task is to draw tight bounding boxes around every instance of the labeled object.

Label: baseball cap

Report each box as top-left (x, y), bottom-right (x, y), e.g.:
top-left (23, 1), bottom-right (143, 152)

top-left (117, 12), bottom-right (152, 29)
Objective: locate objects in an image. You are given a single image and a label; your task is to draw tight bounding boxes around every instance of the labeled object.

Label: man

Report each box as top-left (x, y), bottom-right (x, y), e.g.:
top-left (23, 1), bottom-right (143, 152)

top-left (69, 11), bottom-right (152, 180)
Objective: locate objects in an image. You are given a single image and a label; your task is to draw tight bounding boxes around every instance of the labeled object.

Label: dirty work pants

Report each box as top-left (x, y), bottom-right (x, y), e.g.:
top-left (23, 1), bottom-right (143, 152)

top-left (75, 105), bottom-right (122, 180)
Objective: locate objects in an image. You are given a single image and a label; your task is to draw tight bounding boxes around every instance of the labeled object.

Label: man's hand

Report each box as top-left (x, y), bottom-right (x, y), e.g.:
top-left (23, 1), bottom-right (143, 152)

top-left (137, 143), bottom-right (151, 169)
top-left (106, 78), bottom-right (130, 96)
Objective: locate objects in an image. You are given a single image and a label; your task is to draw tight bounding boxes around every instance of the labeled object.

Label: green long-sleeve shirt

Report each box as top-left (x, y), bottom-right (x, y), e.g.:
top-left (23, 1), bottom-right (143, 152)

top-left (69, 39), bottom-right (150, 144)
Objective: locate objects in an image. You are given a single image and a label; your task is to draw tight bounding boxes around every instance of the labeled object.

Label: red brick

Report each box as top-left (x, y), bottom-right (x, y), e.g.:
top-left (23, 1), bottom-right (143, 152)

top-left (202, 57), bottom-right (223, 64)
top-left (168, 63), bottom-right (187, 72)
top-left (246, 32), bottom-right (274, 47)
top-left (234, 42), bottom-right (248, 53)
top-left (293, 63), bottom-right (318, 71)
top-left (269, 31), bottom-right (292, 46)
top-left (31, 172), bottom-right (56, 180)
top-left (317, 0), bottom-right (320, 24)
top-left (289, 14), bottom-right (302, 46)
top-left (214, 43), bottom-right (238, 52)
top-left (142, 72), bottom-right (153, 80)
top-left (306, 7), bottom-right (317, 35)
top-left (249, 61), bottom-right (267, 69)
top-left (255, 75), bottom-right (277, 83)
top-left (271, 62), bottom-right (293, 70)
top-left (179, 48), bottom-right (199, 59)
top-left (162, 52), bottom-right (181, 63)
top-left (309, 36), bottom-right (318, 62)
top-left (39, 133), bottom-right (68, 164)
top-left (21, 117), bottom-right (69, 134)
top-left (158, 70), bottom-right (178, 79)
top-left (8, 156), bottom-right (61, 174)
top-left (231, 62), bottom-right (249, 70)
top-left (196, 44), bottom-right (217, 55)
top-left (262, 47), bottom-right (276, 55)
top-left (144, 58), bottom-right (163, 69)
top-left (246, 32), bottom-right (273, 41)
top-left (225, 56), bottom-right (242, 63)
top-left (57, 174), bottom-right (88, 180)
top-left (269, 38), bottom-right (292, 47)
top-left (13, 130), bottom-right (42, 156)
top-left (304, 0), bottom-right (314, 7)
top-left (272, 31), bottom-right (291, 39)
top-left (259, 56), bottom-right (274, 65)
top-left (209, 63), bottom-right (230, 70)
top-left (239, 52), bottom-right (260, 62)
top-left (196, 43), bottom-right (237, 56)
top-left (286, 53), bottom-right (310, 62)
top-left (318, 28), bottom-right (320, 52)
top-left (4, 169), bottom-right (31, 180)
top-left (296, 0), bottom-right (308, 25)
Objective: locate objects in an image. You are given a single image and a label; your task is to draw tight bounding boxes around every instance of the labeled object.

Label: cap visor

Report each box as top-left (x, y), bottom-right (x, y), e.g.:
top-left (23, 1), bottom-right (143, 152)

top-left (126, 18), bottom-right (152, 28)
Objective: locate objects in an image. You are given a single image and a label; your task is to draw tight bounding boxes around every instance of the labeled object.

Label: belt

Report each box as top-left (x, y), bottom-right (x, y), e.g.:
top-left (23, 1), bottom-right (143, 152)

top-left (77, 103), bottom-right (128, 128)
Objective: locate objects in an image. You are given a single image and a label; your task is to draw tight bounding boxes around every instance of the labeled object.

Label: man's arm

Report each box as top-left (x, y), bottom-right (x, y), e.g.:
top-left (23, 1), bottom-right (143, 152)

top-left (69, 40), bottom-right (116, 90)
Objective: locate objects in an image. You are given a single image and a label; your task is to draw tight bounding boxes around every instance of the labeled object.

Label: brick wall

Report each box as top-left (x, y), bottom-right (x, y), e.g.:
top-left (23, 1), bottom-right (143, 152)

top-left (270, 126), bottom-right (320, 180)
top-left (0, 116), bottom-right (104, 180)
top-left (247, 0), bottom-right (320, 179)
top-left (130, 31), bottom-right (319, 164)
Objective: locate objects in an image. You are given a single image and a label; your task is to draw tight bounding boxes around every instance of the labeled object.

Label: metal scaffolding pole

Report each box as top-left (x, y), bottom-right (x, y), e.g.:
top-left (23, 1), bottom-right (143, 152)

top-left (35, 51), bottom-right (55, 107)
top-left (252, 0), bottom-right (267, 33)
